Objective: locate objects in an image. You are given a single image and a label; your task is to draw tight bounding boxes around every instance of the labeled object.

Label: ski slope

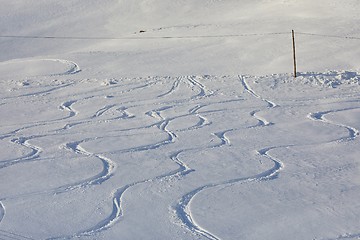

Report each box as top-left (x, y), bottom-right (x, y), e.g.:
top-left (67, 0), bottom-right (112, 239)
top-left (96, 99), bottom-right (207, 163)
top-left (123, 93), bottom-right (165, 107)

top-left (1, 1), bottom-right (360, 239)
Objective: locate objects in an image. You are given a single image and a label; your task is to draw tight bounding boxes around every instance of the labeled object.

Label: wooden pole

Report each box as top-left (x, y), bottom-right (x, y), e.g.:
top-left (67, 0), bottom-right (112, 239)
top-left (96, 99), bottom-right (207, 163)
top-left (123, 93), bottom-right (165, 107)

top-left (292, 30), bottom-right (297, 78)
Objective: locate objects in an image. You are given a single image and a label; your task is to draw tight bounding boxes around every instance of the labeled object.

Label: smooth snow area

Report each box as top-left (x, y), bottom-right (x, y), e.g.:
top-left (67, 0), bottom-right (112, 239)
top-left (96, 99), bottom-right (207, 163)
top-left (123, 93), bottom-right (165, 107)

top-left (1, 1), bottom-right (360, 240)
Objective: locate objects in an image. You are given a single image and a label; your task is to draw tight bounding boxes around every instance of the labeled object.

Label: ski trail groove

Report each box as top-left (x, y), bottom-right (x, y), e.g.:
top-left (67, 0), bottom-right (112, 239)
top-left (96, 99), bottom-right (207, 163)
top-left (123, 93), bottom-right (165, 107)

top-left (187, 115), bottom-right (210, 131)
top-left (0, 137), bottom-right (42, 169)
top-left (92, 105), bottom-right (116, 118)
top-left (239, 75), bottom-right (278, 108)
top-left (0, 202), bottom-right (4, 224)
top-left (59, 100), bottom-right (78, 118)
top-left (52, 106), bottom-right (185, 238)
top-left (308, 107), bottom-right (360, 142)
top-left (145, 106), bottom-right (177, 145)
top-left (249, 110), bottom-right (273, 128)
top-left (71, 151), bottom-right (196, 239)
top-left (174, 76), bottom-right (281, 239)
top-left (174, 145), bottom-right (286, 240)
top-left (9, 83), bottom-right (74, 99)
top-left (59, 140), bottom-right (116, 191)
top-left (305, 106), bottom-right (360, 240)
top-left (0, 229), bottom-right (36, 240)
top-left (55, 59), bottom-right (81, 75)
top-left (239, 75), bottom-right (276, 126)
top-left (186, 104), bottom-right (211, 131)
top-left (328, 232), bottom-right (360, 240)
top-left (115, 107), bottom-right (135, 119)
top-left (212, 130), bottom-right (232, 147)
top-left (187, 76), bottom-right (214, 99)
top-left (157, 77), bottom-right (182, 98)
top-left (58, 102), bottom-right (213, 238)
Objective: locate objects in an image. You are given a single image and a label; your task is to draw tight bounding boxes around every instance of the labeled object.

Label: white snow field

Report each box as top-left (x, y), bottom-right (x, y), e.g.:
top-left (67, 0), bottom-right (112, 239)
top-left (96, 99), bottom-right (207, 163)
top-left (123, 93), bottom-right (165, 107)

top-left (1, 0), bottom-right (360, 240)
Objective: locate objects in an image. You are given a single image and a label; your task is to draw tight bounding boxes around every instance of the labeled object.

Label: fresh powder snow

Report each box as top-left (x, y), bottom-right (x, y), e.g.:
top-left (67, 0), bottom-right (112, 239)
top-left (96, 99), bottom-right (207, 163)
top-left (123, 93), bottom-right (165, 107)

top-left (0, 1), bottom-right (360, 239)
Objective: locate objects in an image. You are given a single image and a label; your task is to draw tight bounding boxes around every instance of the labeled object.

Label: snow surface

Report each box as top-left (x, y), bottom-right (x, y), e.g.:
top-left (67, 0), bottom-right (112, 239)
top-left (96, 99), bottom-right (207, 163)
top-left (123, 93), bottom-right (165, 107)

top-left (1, 1), bottom-right (360, 240)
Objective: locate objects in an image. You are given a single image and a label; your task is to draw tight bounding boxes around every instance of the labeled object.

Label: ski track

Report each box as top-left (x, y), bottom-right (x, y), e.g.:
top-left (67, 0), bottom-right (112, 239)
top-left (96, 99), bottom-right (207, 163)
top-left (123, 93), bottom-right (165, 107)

top-left (240, 75), bottom-right (360, 240)
top-left (59, 140), bottom-right (116, 191)
top-left (0, 204), bottom-right (36, 240)
top-left (212, 130), bottom-right (232, 147)
top-left (65, 151), bottom-right (196, 239)
top-left (239, 75), bottom-right (278, 108)
top-left (55, 107), bottom-right (179, 238)
top-left (185, 104), bottom-right (211, 131)
top-left (173, 75), bottom-right (280, 239)
top-left (113, 107), bottom-right (135, 120)
top-left (53, 86), bottom-right (217, 238)
top-left (67, 155), bottom-right (193, 240)
top-left (0, 229), bottom-right (36, 240)
top-left (4, 82), bottom-right (74, 100)
top-left (145, 106), bottom-right (178, 146)
top-left (185, 114), bottom-right (210, 131)
top-left (142, 104), bottom-right (213, 134)
top-left (51, 106), bottom-right (201, 239)
top-left (174, 144), bottom-right (286, 240)
top-left (0, 137), bottom-right (42, 169)
top-left (111, 78), bottom-right (160, 94)
top-left (248, 110), bottom-right (273, 128)
top-left (0, 76), bottom-right (169, 239)
top-left (186, 76), bottom-right (214, 99)
top-left (305, 106), bottom-right (360, 240)
top-left (49, 59), bottom-right (81, 76)
top-left (0, 202), bottom-right (4, 225)
top-left (59, 100), bottom-right (78, 118)
top-left (327, 233), bottom-right (360, 240)
top-left (3, 74), bottom-right (358, 240)
top-left (308, 107), bottom-right (360, 142)
top-left (239, 75), bottom-right (276, 128)
top-left (157, 76), bottom-right (182, 98)
top-left (91, 104), bottom-right (116, 118)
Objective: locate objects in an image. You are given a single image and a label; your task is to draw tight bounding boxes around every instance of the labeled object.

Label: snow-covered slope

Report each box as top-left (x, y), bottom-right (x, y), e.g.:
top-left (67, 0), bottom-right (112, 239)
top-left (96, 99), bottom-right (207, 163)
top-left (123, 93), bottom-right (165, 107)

top-left (0, 1), bottom-right (360, 240)
top-left (1, 0), bottom-right (360, 75)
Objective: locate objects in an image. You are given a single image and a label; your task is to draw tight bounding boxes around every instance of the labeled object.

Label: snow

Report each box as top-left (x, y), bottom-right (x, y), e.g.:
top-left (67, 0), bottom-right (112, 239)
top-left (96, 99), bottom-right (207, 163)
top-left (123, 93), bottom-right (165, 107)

top-left (1, 1), bottom-right (360, 240)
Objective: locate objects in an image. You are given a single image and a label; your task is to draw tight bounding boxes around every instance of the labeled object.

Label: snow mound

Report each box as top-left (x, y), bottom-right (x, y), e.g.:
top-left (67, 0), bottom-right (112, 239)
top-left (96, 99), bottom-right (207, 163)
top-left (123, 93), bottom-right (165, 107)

top-left (298, 70), bottom-right (360, 88)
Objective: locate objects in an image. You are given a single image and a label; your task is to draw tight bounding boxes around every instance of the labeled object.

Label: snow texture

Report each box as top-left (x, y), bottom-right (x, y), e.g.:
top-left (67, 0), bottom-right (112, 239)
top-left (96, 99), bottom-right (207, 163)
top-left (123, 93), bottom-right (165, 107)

top-left (1, 1), bottom-right (360, 240)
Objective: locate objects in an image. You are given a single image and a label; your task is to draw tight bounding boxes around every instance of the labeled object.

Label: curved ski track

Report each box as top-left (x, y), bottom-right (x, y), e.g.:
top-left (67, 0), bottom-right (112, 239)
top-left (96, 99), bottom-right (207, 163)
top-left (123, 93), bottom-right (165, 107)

top-left (240, 76), bottom-right (360, 240)
top-left (3, 73), bottom-right (359, 240)
top-left (0, 98), bottom-right (80, 170)
top-left (0, 137), bottom-right (42, 169)
top-left (0, 229), bottom-right (36, 240)
top-left (59, 140), bottom-right (116, 191)
top-left (239, 75), bottom-right (276, 128)
top-left (308, 107), bottom-right (360, 142)
top-left (307, 107), bottom-right (360, 240)
top-left (157, 76), bottom-right (182, 98)
top-left (53, 106), bottom-right (197, 239)
top-left (186, 76), bottom-right (214, 99)
top-left (54, 76), bottom-right (219, 239)
top-left (173, 75), bottom-right (282, 240)
top-left (0, 201), bottom-right (4, 224)
top-left (49, 59), bottom-right (81, 76)
top-left (175, 145), bottom-right (286, 240)
top-left (4, 82), bottom-right (74, 100)
top-left (59, 100), bottom-right (78, 119)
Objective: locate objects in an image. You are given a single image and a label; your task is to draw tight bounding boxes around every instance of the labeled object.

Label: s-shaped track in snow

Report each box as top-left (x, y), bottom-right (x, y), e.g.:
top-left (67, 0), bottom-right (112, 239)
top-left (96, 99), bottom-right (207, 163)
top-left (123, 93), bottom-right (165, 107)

top-left (173, 75), bottom-right (283, 240)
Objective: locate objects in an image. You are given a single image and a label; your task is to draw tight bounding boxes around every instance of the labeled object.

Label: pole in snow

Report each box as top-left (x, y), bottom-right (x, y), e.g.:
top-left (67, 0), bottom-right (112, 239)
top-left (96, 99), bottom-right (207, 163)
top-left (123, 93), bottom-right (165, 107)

top-left (292, 30), bottom-right (297, 78)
